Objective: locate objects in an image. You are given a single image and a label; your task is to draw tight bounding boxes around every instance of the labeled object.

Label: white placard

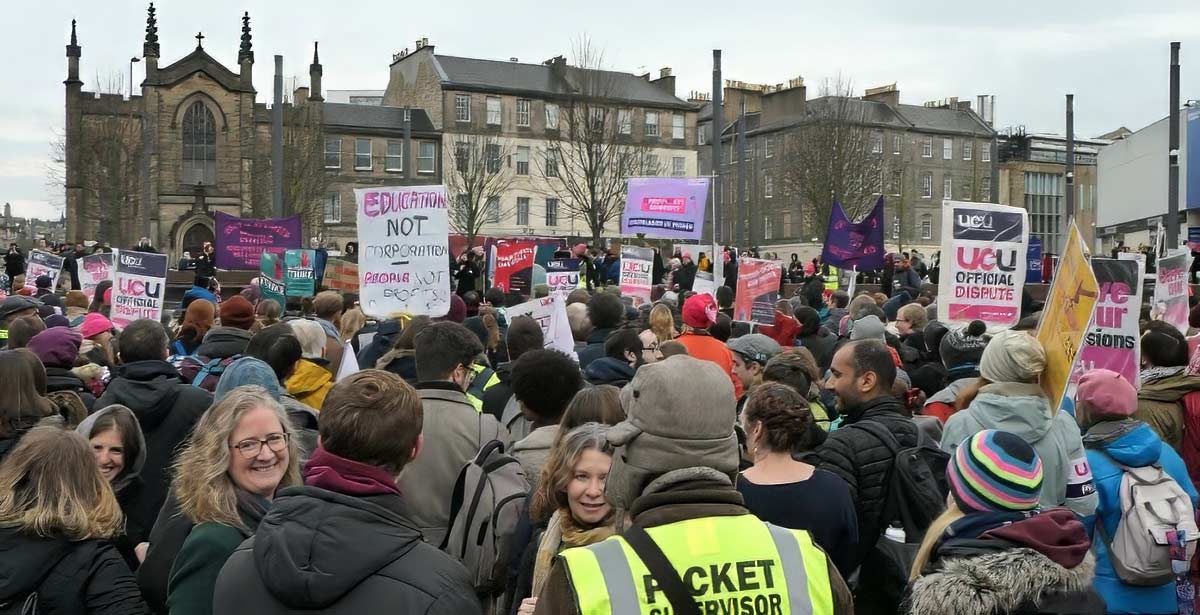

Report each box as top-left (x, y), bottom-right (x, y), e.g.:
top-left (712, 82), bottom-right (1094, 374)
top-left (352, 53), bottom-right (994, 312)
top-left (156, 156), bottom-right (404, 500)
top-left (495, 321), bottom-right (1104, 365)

top-left (506, 294), bottom-right (576, 360)
top-left (355, 186), bottom-right (451, 318)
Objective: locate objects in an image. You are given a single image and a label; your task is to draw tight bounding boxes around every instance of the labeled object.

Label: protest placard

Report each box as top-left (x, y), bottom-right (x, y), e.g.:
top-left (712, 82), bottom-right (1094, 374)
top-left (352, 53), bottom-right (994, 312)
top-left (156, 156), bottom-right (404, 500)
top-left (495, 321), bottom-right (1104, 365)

top-left (937, 201), bottom-right (1029, 328)
top-left (492, 241), bottom-right (537, 294)
top-left (259, 252), bottom-right (287, 308)
top-left (506, 294), bottom-right (576, 358)
top-left (284, 249), bottom-right (317, 297)
top-left (545, 258), bottom-right (580, 298)
top-left (619, 245), bottom-right (654, 308)
top-left (1036, 223), bottom-right (1098, 410)
top-left (734, 258), bottom-right (783, 325)
top-left (79, 252), bottom-right (113, 300)
top-left (110, 250), bottom-right (168, 330)
top-left (693, 271), bottom-right (716, 298)
top-left (621, 177), bottom-right (710, 240)
top-left (355, 185), bottom-right (451, 318)
top-left (1153, 248), bottom-right (1190, 334)
top-left (214, 212), bottom-right (302, 270)
top-left (1069, 258), bottom-right (1142, 393)
top-left (324, 258), bottom-right (359, 293)
top-left (23, 249), bottom-right (64, 292)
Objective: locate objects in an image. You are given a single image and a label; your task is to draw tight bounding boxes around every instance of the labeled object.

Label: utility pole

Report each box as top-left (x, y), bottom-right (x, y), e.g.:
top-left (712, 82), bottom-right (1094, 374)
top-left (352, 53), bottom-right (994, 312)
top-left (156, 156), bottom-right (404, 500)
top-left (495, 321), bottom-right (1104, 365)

top-left (1168, 42), bottom-right (1181, 250)
top-left (1065, 94), bottom-right (1075, 237)
top-left (711, 50), bottom-right (723, 287)
top-left (736, 99), bottom-right (747, 248)
top-left (271, 55), bottom-right (284, 219)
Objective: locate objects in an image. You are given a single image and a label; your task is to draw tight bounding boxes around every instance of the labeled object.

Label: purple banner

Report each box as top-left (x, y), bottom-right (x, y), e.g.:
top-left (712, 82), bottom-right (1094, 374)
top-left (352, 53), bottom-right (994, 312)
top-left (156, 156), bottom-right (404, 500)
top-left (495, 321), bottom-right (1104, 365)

top-left (821, 197), bottom-right (886, 271)
top-left (214, 212), bottom-right (303, 270)
top-left (621, 177), bottom-right (710, 240)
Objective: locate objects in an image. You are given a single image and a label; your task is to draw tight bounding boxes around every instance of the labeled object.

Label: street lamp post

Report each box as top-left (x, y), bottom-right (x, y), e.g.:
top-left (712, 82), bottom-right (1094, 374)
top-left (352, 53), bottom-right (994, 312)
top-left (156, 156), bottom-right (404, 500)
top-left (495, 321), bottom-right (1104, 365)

top-left (129, 56), bottom-right (141, 98)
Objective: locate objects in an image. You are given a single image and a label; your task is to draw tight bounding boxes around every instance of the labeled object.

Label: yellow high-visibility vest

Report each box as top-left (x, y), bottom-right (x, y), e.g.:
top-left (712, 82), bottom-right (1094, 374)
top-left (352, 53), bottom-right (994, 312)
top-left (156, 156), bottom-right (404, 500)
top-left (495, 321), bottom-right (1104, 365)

top-left (559, 514), bottom-right (833, 615)
top-left (824, 268), bottom-right (839, 291)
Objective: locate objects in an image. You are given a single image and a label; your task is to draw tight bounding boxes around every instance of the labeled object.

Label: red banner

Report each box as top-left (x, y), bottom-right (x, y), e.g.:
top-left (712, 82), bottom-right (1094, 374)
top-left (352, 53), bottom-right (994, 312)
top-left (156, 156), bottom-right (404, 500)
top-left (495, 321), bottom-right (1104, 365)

top-left (492, 240), bottom-right (537, 294)
top-left (734, 258), bottom-right (783, 325)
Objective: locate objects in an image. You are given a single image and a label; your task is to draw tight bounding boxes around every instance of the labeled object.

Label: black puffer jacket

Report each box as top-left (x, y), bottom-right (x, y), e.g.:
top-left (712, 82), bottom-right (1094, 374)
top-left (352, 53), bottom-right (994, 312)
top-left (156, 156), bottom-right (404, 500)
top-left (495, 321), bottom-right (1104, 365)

top-left (95, 360), bottom-right (211, 535)
top-left (214, 486), bottom-right (481, 614)
top-left (815, 395), bottom-right (918, 568)
top-left (355, 319), bottom-right (402, 372)
top-left (0, 528), bottom-right (148, 614)
top-left (45, 366), bottom-right (96, 411)
top-left (577, 327), bottom-right (616, 370)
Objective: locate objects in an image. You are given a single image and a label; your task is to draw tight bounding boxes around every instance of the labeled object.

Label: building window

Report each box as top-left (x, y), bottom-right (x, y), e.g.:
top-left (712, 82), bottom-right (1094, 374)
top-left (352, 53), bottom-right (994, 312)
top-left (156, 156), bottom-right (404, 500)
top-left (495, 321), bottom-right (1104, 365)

top-left (545, 148), bottom-right (558, 178)
top-left (545, 198), bottom-right (558, 226)
top-left (764, 174), bottom-right (774, 198)
top-left (963, 140), bottom-right (973, 160)
top-left (355, 138), bottom-right (372, 170)
top-left (890, 169), bottom-right (902, 196)
top-left (921, 173), bottom-right (933, 198)
top-left (516, 99), bottom-right (531, 127)
top-left (870, 131), bottom-right (883, 154)
top-left (764, 216), bottom-right (774, 241)
top-left (417, 141), bottom-right (435, 174)
top-left (323, 137), bottom-right (341, 169)
top-left (516, 197), bottom-right (530, 226)
top-left (745, 139), bottom-right (755, 160)
top-left (981, 142), bottom-right (991, 162)
top-left (455, 141), bottom-right (470, 172)
top-left (486, 197), bottom-right (500, 224)
top-left (486, 97), bottom-right (501, 125)
top-left (943, 175), bottom-right (953, 200)
top-left (943, 138), bottom-right (953, 160)
top-left (455, 94), bottom-right (471, 122)
top-left (486, 143), bottom-right (501, 174)
top-left (182, 100), bottom-right (217, 184)
top-left (614, 109), bottom-right (631, 135)
top-left (385, 140), bottom-right (403, 172)
top-left (589, 107), bottom-right (605, 131)
top-left (516, 146), bottom-right (530, 175)
top-left (981, 176), bottom-right (992, 201)
top-left (1026, 172), bottom-right (1064, 252)
top-left (323, 192), bottom-right (340, 224)
top-left (698, 125), bottom-right (708, 146)
top-left (893, 134), bottom-right (901, 154)
top-left (644, 111), bottom-right (659, 137)
top-left (645, 154), bottom-right (659, 176)
top-left (765, 136), bottom-right (775, 158)
top-left (672, 113), bottom-right (685, 140)
top-left (921, 137), bottom-right (933, 158)
top-left (892, 215), bottom-right (900, 240)
top-left (671, 156), bottom-right (686, 177)
top-left (920, 215), bottom-right (932, 240)
top-left (545, 103), bottom-right (560, 130)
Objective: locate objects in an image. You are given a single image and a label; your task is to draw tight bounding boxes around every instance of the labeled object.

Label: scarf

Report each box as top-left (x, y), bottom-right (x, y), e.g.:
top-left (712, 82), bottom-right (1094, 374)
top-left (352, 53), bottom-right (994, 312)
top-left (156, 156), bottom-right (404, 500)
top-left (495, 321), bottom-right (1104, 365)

top-left (235, 488), bottom-right (271, 537)
top-left (531, 508), bottom-right (616, 597)
top-left (304, 444), bottom-right (401, 496)
top-left (1082, 418), bottom-right (1141, 448)
top-left (1141, 365), bottom-right (1185, 385)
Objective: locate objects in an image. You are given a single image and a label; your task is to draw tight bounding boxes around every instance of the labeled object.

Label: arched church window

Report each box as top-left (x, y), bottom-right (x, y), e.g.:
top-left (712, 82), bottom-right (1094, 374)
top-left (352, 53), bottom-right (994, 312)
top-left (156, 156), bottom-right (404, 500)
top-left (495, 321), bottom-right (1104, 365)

top-left (182, 101), bottom-right (216, 185)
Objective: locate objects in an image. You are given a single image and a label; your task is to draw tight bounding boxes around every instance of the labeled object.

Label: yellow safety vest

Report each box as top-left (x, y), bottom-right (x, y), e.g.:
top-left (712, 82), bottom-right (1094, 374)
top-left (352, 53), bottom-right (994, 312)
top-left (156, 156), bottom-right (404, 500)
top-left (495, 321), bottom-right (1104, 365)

top-left (466, 363), bottom-right (500, 413)
top-left (823, 268), bottom-right (839, 291)
top-left (560, 514), bottom-right (833, 615)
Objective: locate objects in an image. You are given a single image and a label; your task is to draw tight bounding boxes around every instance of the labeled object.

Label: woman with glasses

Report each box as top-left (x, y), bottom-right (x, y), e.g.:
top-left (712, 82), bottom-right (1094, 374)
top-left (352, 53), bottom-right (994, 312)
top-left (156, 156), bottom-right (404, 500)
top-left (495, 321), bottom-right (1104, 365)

top-left (161, 386), bottom-right (300, 615)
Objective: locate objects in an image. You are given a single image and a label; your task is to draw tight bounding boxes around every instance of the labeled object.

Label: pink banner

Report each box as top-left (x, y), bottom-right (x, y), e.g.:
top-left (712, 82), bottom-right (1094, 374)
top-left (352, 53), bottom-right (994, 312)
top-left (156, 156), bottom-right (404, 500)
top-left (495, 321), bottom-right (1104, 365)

top-left (1070, 258), bottom-right (1143, 389)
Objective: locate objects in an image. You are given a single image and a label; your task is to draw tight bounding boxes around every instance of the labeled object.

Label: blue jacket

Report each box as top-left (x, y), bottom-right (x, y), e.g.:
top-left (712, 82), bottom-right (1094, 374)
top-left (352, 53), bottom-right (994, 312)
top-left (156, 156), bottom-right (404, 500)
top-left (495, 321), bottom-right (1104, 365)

top-left (1083, 421), bottom-right (1198, 614)
top-left (181, 286), bottom-right (218, 309)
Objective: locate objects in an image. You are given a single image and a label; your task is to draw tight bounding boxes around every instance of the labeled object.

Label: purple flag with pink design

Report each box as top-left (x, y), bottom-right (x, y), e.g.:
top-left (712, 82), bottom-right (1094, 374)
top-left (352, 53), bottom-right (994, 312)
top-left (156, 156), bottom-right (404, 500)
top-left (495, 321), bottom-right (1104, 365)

top-left (621, 177), bottom-right (710, 240)
top-left (821, 198), bottom-right (886, 271)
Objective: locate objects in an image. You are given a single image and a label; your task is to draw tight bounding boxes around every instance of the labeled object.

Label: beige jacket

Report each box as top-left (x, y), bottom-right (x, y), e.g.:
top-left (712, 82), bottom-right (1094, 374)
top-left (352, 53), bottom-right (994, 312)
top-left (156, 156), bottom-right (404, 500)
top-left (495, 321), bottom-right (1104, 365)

top-left (512, 425), bottom-right (559, 490)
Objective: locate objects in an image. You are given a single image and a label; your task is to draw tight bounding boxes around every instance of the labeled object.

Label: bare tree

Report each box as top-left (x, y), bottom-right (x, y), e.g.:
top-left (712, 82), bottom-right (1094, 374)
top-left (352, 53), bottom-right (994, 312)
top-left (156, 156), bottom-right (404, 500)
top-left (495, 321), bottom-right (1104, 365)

top-left (778, 75), bottom-right (883, 240)
top-left (251, 102), bottom-right (332, 238)
top-left (445, 133), bottom-right (517, 246)
top-left (538, 38), bottom-right (663, 245)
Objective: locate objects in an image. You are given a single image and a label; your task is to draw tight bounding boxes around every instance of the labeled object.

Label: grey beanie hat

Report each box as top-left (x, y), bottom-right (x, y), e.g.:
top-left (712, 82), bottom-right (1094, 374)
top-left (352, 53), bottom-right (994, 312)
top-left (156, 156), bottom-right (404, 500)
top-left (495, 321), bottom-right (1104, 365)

top-left (980, 329), bottom-right (1046, 384)
top-left (608, 355), bottom-right (738, 510)
top-left (727, 333), bottom-right (782, 366)
top-left (850, 315), bottom-right (887, 342)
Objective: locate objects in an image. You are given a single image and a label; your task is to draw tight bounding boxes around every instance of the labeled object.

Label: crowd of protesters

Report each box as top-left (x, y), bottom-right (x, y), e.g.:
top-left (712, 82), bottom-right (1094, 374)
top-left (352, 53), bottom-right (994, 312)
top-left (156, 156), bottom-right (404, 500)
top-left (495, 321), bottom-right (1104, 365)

top-left (2, 239), bottom-right (1200, 615)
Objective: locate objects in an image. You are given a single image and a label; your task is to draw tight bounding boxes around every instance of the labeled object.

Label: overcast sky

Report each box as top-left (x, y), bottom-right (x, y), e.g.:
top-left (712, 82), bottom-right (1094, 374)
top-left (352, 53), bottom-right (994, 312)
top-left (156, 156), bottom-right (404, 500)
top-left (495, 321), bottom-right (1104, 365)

top-left (4, 1), bottom-right (1200, 220)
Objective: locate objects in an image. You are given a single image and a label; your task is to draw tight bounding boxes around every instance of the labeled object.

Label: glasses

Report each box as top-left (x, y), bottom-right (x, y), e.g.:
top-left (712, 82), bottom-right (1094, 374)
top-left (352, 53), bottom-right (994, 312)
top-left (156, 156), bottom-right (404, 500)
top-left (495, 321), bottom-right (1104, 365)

top-left (643, 342), bottom-right (660, 353)
top-left (231, 433), bottom-right (289, 459)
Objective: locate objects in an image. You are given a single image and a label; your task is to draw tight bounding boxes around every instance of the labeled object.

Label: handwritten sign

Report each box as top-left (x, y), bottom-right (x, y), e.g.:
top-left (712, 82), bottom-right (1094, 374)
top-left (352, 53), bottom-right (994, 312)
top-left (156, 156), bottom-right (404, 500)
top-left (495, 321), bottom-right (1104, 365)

top-left (355, 186), bottom-right (450, 318)
top-left (110, 249), bottom-right (168, 330)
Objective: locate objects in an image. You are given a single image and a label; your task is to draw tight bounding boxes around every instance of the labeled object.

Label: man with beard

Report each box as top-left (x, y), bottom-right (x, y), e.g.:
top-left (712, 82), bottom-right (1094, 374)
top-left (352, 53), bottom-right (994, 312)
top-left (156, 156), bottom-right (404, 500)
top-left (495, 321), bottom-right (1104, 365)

top-left (584, 328), bottom-right (659, 387)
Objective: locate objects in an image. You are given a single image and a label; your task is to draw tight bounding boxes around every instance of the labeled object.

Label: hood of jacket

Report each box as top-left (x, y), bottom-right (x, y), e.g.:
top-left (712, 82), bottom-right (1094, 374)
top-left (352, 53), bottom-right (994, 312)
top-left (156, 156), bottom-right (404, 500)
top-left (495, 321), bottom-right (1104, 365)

top-left (967, 382), bottom-right (1055, 442)
top-left (0, 529), bottom-right (74, 602)
top-left (45, 366), bottom-right (88, 395)
top-left (926, 376), bottom-right (978, 406)
top-left (103, 360), bottom-right (187, 431)
top-left (840, 394), bottom-right (907, 425)
top-left (511, 424), bottom-right (559, 456)
top-left (287, 359), bottom-right (332, 396)
top-left (585, 327), bottom-right (616, 347)
top-left (1138, 371), bottom-right (1200, 403)
top-left (251, 487), bottom-right (424, 609)
top-left (908, 545), bottom-right (1096, 615)
top-left (585, 356), bottom-right (636, 386)
top-left (1083, 419), bottom-right (1162, 467)
top-left (75, 404), bottom-right (148, 493)
top-left (195, 326), bottom-right (252, 359)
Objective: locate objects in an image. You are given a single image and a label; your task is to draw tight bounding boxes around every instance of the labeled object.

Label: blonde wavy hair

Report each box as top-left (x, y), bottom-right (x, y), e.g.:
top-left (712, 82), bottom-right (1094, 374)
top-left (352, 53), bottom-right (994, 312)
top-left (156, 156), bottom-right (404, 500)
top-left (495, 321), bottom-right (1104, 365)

top-left (909, 499), bottom-right (966, 580)
top-left (0, 425), bottom-right (123, 540)
top-left (648, 304), bottom-right (677, 343)
top-left (339, 306), bottom-right (367, 344)
top-left (172, 386), bottom-right (301, 529)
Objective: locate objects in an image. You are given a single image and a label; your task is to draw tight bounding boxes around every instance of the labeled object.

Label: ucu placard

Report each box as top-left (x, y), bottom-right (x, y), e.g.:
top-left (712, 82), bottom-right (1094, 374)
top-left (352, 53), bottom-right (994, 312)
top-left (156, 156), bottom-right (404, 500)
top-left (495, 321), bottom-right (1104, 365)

top-left (937, 201), bottom-right (1029, 328)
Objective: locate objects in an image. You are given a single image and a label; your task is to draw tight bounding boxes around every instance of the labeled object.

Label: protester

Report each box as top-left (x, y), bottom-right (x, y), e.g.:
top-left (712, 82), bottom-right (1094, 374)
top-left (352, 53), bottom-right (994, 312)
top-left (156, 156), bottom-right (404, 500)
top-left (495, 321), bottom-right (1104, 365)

top-left (647, 303), bottom-right (676, 343)
top-left (905, 430), bottom-right (1104, 615)
top-left (757, 299), bottom-right (803, 347)
top-left (29, 326), bottom-right (96, 411)
top-left (738, 382), bottom-right (856, 575)
top-left (1074, 369), bottom-right (1197, 613)
top-left (675, 293), bottom-right (743, 398)
top-left (254, 298), bottom-right (281, 330)
top-left (1135, 321), bottom-right (1200, 449)
top-left (242, 325), bottom-right (321, 454)
top-left (533, 355), bottom-right (851, 614)
top-left (75, 404), bottom-right (148, 569)
top-left (3, 243), bottom-right (24, 288)
top-left (181, 275), bottom-right (219, 310)
top-left (762, 350), bottom-right (834, 430)
top-left (923, 320), bottom-right (988, 422)
top-left (727, 333), bottom-right (782, 411)
top-left (659, 339), bottom-right (688, 358)
top-left (96, 319), bottom-right (213, 535)
top-left (7, 313), bottom-right (45, 349)
top-left (0, 349), bottom-right (57, 462)
top-left (577, 293), bottom-right (624, 369)
top-left (405, 322), bottom-right (507, 546)
top-left (511, 349), bottom-right (585, 487)
top-left (822, 290), bottom-right (850, 330)
top-left (0, 425), bottom-right (149, 614)
top-left (942, 330), bottom-right (1097, 516)
top-left (513, 424), bottom-right (618, 614)
top-left (89, 280), bottom-right (113, 318)
top-left (285, 319), bottom-right (334, 411)
top-left (64, 290), bottom-right (90, 326)
top-left (172, 298), bottom-right (215, 357)
top-left (793, 306), bottom-right (835, 372)
top-left (894, 303), bottom-right (928, 358)
top-left (817, 339), bottom-right (919, 571)
top-left (556, 386), bottom-right (626, 441)
top-left (482, 316), bottom-right (544, 424)
top-left (583, 328), bottom-right (641, 387)
top-left (79, 312), bottom-right (116, 368)
top-left (338, 305), bottom-right (366, 347)
top-left (0, 295), bottom-right (39, 347)
top-left (312, 291), bottom-right (346, 373)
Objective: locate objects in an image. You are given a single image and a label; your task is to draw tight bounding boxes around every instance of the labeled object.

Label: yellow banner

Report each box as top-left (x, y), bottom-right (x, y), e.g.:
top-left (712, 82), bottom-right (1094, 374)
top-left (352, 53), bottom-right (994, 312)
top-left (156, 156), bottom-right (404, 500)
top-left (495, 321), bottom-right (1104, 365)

top-left (1036, 223), bottom-right (1099, 410)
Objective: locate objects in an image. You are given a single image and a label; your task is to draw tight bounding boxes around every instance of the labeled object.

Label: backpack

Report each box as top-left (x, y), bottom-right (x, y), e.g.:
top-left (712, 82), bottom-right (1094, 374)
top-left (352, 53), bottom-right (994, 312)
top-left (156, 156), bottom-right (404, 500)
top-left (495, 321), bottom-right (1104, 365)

top-left (0, 593), bottom-right (38, 615)
top-left (178, 355), bottom-right (240, 392)
top-left (500, 394), bottom-right (531, 446)
top-left (439, 440), bottom-right (528, 597)
top-left (1097, 458), bottom-right (1198, 586)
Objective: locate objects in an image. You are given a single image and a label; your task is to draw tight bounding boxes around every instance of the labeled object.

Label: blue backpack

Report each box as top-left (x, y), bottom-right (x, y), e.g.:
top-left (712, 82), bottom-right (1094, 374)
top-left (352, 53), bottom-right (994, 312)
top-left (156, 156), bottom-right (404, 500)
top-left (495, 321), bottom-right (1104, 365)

top-left (178, 355), bottom-right (240, 392)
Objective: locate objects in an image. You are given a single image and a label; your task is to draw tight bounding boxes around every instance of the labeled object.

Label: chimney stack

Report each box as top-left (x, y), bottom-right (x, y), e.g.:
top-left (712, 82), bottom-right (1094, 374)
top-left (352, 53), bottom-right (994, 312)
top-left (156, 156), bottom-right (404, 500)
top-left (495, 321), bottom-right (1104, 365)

top-left (308, 41), bottom-right (323, 102)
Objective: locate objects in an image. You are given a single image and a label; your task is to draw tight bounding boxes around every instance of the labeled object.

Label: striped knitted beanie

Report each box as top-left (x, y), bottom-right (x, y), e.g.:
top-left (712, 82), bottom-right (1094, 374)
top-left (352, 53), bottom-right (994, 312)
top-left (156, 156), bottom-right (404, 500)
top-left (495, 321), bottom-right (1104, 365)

top-left (948, 430), bottom-right (1043, 513)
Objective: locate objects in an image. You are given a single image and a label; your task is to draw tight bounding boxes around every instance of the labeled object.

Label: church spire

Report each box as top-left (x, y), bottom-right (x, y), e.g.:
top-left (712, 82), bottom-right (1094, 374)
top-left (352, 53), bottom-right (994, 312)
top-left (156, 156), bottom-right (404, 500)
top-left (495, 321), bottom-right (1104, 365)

top-left (238, 11), bottom-right (253, 64)
top-left (143, 3), bottom-right (159, 58)
top-left (69, 19), bottom-right (78, 47)
top-left (309, 41), bottom-right (323, 102)
top-left (66, 19), bottom-right (82, 85)
top-left (312, 41), bottom-right (320, 65)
